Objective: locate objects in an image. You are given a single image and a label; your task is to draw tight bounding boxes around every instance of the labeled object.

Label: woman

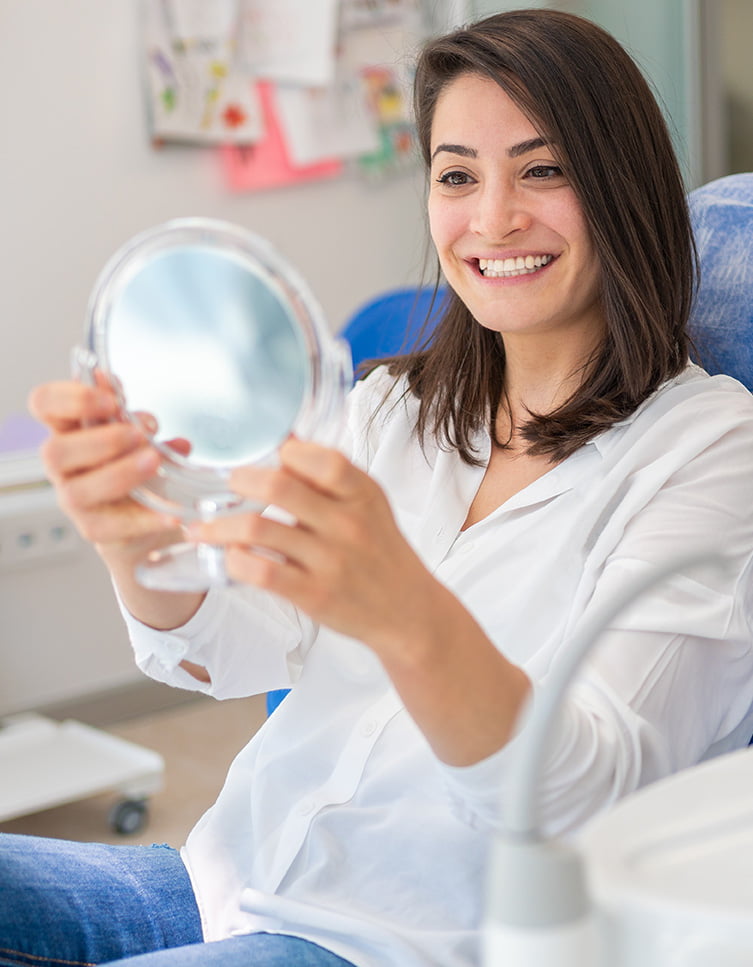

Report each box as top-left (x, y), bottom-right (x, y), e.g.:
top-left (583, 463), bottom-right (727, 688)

top-left (8, 9), bottom-right (753, 967)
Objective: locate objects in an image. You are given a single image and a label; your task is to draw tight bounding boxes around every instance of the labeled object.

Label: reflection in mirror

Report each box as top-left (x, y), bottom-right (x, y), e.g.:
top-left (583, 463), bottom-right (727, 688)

top-left (108, 245), bottom-right (308, 468)
top-left (79, 218), bottom-right (351, 591)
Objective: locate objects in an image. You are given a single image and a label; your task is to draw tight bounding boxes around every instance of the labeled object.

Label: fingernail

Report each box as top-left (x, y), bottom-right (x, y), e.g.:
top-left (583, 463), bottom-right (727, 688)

top-left (137, 448), bottom-right (159, 472)
top-left (140, 414), bottom-right (159, 435)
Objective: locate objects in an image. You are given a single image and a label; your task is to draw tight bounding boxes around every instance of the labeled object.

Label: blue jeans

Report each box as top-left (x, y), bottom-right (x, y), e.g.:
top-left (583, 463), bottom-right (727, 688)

top-left (0, 834), bottom-right (356, 966)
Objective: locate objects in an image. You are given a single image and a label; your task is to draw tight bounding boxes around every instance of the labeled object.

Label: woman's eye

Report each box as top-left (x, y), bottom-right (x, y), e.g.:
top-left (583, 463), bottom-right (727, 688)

top-left (436, 170), bottom-right (472, 187)
top-left (526, 164), bottom-right (564, 181)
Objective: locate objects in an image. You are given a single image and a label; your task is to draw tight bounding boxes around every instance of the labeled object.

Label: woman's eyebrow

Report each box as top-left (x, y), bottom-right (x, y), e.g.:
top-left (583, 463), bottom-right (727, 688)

top-left (431, 137), bottom-right (550, 163)
top-left (431, 143), bottom-right (477, 162)
top-left (508, 137), bottom-right (548, 157)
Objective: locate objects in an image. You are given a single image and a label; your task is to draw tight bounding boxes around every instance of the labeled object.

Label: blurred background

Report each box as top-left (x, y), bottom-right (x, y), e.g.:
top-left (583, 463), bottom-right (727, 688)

top-left (0, 0), bottom-right (750, 844)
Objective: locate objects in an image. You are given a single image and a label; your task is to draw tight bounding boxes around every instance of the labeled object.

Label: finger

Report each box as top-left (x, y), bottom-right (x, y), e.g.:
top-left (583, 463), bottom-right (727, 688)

top-left (227, 463), bottom-right (339, 530)
top-left (79, 499), bottom-right (180, 546)
top-left (42, 422), bottom-right (148, 478)
top-left (277, 437), bottom-right (364, 499)
top-left (59, 444), bottom-right (162, 512)
top-left (28, 381), bottom-right (120, 432)
top-left (162, 437), bottom-right (192, 457)
top-left (190, 511), bottom-right (322, 571)
top-left (224, 543), bottom-right (310, 602)
top-left (133, 410), bottom-right (159, 435)
top-left (94, 370), bottom-right (123, 396)
top-left (222, 542), bottom-right (361, 627)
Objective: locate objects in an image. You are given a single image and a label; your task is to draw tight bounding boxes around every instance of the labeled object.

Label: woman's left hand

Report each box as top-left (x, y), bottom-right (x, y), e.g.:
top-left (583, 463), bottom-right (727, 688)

top-left (189, 437), bottom-right (440, 657)
top-left (191, 436), bottom-right (531, 764)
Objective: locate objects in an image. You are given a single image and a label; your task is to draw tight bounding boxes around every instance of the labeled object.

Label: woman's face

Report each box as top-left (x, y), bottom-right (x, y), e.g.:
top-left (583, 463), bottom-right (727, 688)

top-left (428, 73), bottom-right (604, 350)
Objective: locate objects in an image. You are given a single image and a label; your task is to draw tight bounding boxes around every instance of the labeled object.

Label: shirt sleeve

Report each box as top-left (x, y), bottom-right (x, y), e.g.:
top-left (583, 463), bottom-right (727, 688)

top-left (440, 380), bottom-right (753, 837)
top-left (118, 582), bottom-right (319, 699)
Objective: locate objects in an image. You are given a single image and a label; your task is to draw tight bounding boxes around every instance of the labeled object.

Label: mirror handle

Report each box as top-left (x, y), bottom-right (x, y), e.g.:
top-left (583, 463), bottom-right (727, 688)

top-left (71, 345), bottom-right (98, 387)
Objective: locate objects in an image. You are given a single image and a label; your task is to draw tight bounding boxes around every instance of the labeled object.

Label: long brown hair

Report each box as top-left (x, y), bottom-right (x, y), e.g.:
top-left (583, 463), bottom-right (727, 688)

top-left (379, 9), bottom-right (695, 465)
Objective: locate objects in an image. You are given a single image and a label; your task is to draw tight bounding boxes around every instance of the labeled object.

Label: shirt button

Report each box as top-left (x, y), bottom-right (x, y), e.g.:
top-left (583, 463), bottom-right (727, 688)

top-left (162, 634), bottom-right (187, 655)
top-left (360, 719), bottom-right (378, 737)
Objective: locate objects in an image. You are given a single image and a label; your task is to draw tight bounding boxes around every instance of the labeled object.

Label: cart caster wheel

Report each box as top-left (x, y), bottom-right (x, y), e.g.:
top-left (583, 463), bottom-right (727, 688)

top-left (109, 798), bottom-right (149, 835)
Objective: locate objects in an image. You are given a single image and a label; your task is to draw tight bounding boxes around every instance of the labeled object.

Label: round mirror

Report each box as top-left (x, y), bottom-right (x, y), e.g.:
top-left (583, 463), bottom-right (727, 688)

top-left (78, 217), bottom-right (352, 589)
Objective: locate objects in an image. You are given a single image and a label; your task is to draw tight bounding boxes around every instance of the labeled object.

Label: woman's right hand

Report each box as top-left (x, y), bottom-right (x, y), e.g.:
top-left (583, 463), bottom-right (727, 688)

top-left (28, 379), bottom-right (172, 559)
top-left (27, 379), bottom-right (205, 631)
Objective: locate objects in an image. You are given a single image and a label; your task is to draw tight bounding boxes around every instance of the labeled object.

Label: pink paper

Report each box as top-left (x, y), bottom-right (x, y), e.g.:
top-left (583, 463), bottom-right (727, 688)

top-left (221, 82), bottom-right (343, 192)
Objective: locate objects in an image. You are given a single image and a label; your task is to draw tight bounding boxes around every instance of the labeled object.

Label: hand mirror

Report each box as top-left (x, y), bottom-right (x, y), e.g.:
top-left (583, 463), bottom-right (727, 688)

top-left (76, 217), bottom-right (352, 591)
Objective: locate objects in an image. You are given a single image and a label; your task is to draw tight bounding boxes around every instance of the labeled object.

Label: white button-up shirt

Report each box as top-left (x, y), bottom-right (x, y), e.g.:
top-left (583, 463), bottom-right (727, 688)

top-left (123, 364), bottom-right (753, 967)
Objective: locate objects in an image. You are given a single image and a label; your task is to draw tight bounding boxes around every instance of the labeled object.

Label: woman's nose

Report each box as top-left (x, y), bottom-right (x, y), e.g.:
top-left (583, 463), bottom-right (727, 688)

top-left (470, 185), bottom-right (533, 240)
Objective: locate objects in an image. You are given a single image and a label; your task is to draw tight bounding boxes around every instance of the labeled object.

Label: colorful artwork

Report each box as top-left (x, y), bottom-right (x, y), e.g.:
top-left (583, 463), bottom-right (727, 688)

top-left (143, 0), bottom-right (263, 145)
top-left (357, 64), bottom-right (417, 179)
top-left (221, 82), bottom-right (343, 192)
top-left (140, 0), bottom-right (423, 186)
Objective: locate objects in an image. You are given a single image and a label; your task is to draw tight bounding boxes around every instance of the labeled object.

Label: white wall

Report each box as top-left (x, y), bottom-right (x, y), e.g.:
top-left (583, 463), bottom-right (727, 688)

top-left (0, 0), bottom-right (428, 714)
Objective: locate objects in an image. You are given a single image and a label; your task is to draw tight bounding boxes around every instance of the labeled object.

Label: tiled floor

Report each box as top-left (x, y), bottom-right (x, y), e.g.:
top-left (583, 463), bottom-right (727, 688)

top-left (0, 694), bottom-right (267, 847)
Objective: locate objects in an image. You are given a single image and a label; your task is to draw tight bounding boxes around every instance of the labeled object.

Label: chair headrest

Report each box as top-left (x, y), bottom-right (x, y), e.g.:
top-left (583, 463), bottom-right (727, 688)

top-left (687, 173), bottom-right (753, 391)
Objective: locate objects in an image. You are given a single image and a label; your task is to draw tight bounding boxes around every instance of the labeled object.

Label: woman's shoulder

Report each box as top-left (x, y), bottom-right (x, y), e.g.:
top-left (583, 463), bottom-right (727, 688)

top-left (343, 365), bottom-right (421, 465)
top-left (628, 363), bottom-right (753, 427)
top-left (347, 364), bottom-right (416, 422)
top-left (594, 363), bottom-right (753, 465)
top-left (657, 363), bottom-right (753, 420)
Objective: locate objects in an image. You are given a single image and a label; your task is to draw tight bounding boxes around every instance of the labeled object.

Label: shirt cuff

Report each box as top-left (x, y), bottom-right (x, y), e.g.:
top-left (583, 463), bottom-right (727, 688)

top-left (115, 584), bottom-right (228, 677)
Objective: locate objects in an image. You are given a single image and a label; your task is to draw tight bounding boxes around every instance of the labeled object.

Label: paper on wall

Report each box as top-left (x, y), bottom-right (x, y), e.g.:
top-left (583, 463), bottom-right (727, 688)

top-left (357, 63), bottom-right (417, 178)
top-left (161, 0), bottom-right (238, 41)
top-left (337, 22), bottom-right (422, 179)
top-left (143, 0), bottom-right (264, 145)
top-left (221, 82), bottom-right (343, 192)
top-left (273, 73), bottom-right (380, 167)
top-left (339, 0), bottom-right (423, 31)
top-left (237, 0), bottom-right (340, 87)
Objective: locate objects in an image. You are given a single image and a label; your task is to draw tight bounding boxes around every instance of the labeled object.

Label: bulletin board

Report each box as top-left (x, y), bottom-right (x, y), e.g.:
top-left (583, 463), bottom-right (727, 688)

top-left (142, 0), bottom-right (426, 191)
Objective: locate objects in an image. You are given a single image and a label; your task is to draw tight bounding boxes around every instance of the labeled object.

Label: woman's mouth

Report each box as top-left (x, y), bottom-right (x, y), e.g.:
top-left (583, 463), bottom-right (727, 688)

top-left (478, 254), bottom-right (554, 278)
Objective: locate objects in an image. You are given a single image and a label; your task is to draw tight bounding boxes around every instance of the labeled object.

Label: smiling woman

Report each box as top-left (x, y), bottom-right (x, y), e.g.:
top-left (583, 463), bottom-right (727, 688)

top-left (10, 8), bottom-right (753, 967)
top-left (395, 9), bottom-right (694, 466)
top-left (427, 74), bottom-right (604, 373)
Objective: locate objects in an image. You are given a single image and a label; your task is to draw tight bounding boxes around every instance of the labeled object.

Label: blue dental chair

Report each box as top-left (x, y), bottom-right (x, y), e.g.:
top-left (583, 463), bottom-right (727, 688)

top-left (687, 172), bottom-right (753, 745)
top-left (337, 285), bottom-right (449, 375)
top-left (685, 172), bottom-right (753, 745)
top-left (687, 172), bottom-right (753, 392)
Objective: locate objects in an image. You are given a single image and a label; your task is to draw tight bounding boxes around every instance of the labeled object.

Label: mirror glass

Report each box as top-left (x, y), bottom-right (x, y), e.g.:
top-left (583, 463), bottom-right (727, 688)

top-left (80, 217), bottom-right (351, 590)
top-left (107, 245), bottom-right (308, 469)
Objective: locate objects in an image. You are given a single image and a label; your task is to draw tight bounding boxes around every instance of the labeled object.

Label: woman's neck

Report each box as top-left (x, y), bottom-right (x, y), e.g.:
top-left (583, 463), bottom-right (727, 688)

top-left (499, 327), bottom-right (603, 424)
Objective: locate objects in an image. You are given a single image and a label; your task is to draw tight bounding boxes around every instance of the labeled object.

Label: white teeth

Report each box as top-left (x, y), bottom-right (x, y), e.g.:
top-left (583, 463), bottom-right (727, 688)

top-left (478, 254), bottom-right (553, 278)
